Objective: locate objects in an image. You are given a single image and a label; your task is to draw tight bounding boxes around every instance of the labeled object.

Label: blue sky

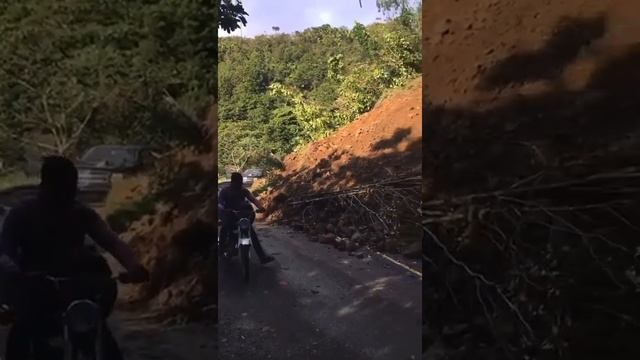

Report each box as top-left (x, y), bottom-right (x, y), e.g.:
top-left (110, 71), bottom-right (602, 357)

top-left (219, 0), bottom-right (385, 38)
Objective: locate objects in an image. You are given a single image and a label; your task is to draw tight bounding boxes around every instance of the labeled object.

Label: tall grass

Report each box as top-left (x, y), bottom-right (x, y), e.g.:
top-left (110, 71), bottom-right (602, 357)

top-left (0, 171), bottom-right (39, 191)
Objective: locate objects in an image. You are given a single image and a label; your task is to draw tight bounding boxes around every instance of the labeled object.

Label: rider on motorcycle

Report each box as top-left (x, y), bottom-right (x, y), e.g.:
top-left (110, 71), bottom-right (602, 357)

top-left (218, 172), bottom-right (274, 264)
top-left (0, 156), bottom-right (150, 360)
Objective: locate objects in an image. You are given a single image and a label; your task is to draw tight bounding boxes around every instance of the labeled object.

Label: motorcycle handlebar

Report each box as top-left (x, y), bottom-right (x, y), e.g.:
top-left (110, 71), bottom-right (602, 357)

top-left (222, 208), bottom-right (265, 214)
top-left (116, 272), bottom-right (149, 284)
top-left (21, 271), bottom-right (147, 285)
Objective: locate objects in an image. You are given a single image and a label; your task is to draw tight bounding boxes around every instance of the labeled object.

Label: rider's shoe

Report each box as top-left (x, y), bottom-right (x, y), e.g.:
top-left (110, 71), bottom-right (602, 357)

top-left (260, 256), bottom-right (275, 265)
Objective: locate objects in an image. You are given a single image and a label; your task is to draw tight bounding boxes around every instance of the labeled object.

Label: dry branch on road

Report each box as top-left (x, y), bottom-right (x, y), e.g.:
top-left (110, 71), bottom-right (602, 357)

top-left (422, 167), bottom-right (640, 358)
top-left (272, 176), bottom-right (422, 255)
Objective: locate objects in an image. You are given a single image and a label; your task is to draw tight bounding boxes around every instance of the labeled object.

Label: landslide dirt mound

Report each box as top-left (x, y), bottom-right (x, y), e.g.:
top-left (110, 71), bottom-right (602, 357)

top-left (279, 78), bottom-right (422, 192)
top-left (423, 0), bottom-right (640, 196)
top-left (111, 104), bottom-right (219, 321)
top-left (423, 2), bottom-right (640, 360)
top-left (262, 78), bottom-right (422, 257)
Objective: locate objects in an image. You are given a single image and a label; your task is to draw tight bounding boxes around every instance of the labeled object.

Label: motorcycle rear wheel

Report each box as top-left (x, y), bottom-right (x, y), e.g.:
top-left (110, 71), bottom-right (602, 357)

top-left (240, 245), bottom-right (250, 283)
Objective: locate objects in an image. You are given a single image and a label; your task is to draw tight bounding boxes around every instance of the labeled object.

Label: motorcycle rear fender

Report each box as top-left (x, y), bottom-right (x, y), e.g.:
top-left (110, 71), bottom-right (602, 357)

top-left (237, 218), bottom-right (251, 230)
top-left (64, 299), bottom-right (102, 333)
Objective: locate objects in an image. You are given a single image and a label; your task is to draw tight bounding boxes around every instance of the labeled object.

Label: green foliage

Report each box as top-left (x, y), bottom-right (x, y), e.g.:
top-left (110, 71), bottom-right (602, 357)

top-left (218, 14), bottom-right (422, 174)
top-left (336, 64), bottom-right (390, 122)
top-left (268, 107), bottom-right (301, 154)
top-left (0, 171), bottom-right (39, 191)
top-left (0, 0), bottom-right (218, 170)
top-left (106, 193), bottom-right (159, 234)
top-left (375, 0), bottom-right (420, 16)
top-left (218, 120), bottom-right (270, 175)
top-left (219, 0), bottom-right (248, 33)
top-left (269, 82), bottom-right (340, 144)
top-left (350, 23), bottom-right (378, 56)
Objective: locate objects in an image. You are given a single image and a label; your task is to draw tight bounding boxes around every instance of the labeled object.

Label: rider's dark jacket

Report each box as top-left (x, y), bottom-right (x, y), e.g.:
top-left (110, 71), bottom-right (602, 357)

top-left (218, 186), bottom-right (252, 211)
top-left (0, 195), bottom-right (138, 276)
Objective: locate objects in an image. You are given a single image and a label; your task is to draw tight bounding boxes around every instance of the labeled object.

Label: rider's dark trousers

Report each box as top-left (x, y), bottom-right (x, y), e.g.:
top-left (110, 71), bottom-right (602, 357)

top-left (6, 322), bottom-right (123, 360)
top-left (2, 253), bottom-right (124, 360)
top-left (220, 211), bottom-right (269, 261)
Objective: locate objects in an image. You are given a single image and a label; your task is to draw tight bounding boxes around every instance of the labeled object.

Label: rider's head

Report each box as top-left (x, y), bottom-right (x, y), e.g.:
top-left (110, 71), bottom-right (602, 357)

top-left (40, 156), bottom-right (78, 206)
top-left (230, 172), bottom-right (243, 190)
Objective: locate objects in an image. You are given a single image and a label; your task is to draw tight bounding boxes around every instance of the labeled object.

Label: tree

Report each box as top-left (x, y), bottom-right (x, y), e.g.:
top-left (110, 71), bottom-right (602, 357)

top-left (217, 17), bottom-right (421, 174)
top-left (8, 80), bottom-right (100, 156)
top-left (220, 0), bottom-right (248, 33)
top-left (376, 0), bottom-right (414, 15)
top-left (268, 107), bottom-right (301, 154)
top-left (218, 120), bottom-right (267, 174)
top-left (0, 0), bottom-right (218, 169)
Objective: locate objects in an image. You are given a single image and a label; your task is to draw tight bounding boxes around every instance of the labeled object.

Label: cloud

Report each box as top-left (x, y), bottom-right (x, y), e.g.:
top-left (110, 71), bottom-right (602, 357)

top-left (318, 11), bottom-right (333, 24)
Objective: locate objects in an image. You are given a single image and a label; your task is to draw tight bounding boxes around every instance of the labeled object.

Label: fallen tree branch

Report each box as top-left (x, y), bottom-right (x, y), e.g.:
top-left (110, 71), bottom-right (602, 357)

top-left (424, 168), bottom-right (640, 207)
top-left (288, 176), bottom-right (421, 205)
top-left (421, 222), bottom-right (536, 339)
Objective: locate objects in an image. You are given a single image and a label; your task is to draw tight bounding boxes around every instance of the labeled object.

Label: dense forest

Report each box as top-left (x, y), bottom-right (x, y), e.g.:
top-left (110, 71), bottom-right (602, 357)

top-left (0, 0), bottom-right (222, 179)
top-left (0, 0), bottom-right (421, 182)
top-left (218, 3), bottom-right (422, 177)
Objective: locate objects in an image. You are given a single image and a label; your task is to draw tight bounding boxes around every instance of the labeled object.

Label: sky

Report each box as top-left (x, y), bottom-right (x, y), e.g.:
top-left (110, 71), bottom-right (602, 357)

top-left (219, 0), bottom-right (384, 38)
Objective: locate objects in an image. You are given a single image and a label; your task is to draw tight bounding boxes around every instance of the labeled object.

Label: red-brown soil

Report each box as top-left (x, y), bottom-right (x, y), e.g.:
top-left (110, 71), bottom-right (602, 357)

top-left (424, 0), bottom-right (640, 197)
top-left (277, 78), bottom-right (422, 192)
top-left (261, 78), bottom-right (422, 256)
top-left (423, 1), bottom-right (640, 359)
top-left (108, 104), bottom-right (219, 319)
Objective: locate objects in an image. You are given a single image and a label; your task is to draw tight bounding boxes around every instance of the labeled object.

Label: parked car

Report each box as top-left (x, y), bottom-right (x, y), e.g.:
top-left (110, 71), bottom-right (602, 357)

top-left (77, 145), bottom-right (154, 172)
top-left (76, 167), bottom-right (112, 192)
top-left (242, 168), bottom-right (264, 187)
top-left (76, 145), bottom-right (154, 192)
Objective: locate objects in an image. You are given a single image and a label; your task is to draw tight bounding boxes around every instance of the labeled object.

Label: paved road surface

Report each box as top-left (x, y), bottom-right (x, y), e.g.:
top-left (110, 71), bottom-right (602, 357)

top-left (0, 186), bottom-right (421, 359)
top-left (219, 224), bottom-right (422, 360)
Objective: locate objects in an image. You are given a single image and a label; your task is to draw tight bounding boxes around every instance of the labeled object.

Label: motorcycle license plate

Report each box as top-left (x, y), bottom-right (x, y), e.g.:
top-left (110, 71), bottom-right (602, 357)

top-left (239, 236), bottom-right (251, 245)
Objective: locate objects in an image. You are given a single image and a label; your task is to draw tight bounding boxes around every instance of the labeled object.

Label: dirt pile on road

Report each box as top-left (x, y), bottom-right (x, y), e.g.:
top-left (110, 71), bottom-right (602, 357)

top-left (120, 194), bottom-right (216, 321)
top-left (423, 1), bottom-right (640, 359)
top-left (276, 78), bottom-right (422, 192)
top-left (424, 0), bottom-right (640, 196)
top-left (261, 78), bottom-right (422, 257)
top-left (110, 104), bottom-right (219, 321)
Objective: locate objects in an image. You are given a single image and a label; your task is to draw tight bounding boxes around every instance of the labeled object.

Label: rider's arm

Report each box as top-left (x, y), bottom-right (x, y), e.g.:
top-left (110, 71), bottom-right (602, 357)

top-left (218, 188), bottom-right (229, 211)
top-left (0, 209), bottom-right (21, 273)
top-left (85, 209), bottom-right (145, 274)
top-left (218, 194), bottom-right (225, 211)
top-left (244, 189), bottom-right (265, 211)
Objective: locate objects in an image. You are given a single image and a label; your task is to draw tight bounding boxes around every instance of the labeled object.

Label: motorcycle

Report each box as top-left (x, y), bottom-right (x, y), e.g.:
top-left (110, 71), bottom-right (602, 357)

top-left (219, 207), bottom-right (263, 283)
top-left (1, 270), bottom-right (142, 360)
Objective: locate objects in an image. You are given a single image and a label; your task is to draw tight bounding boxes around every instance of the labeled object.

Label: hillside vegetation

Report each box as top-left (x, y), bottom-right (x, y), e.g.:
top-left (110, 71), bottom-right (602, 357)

top-left (0, 0), bottom-right (217, 176)
top-left (218, 9), bottom-right (421, 175)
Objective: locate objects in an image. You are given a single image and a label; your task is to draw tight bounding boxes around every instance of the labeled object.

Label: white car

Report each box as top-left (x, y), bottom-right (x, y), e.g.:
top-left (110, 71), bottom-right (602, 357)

top-left (75, 145), bottom-right (153, 192)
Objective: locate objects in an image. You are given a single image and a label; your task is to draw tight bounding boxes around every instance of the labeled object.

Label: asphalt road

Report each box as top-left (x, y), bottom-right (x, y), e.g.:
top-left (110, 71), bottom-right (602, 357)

top-left (219, 224), bottom-right (422, 360)
top-left (0, 186), bottom-right (422, 359)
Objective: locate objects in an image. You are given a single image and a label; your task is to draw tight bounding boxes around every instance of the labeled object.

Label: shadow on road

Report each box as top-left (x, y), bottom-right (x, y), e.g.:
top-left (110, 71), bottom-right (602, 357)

top-left (218, 224), bottom-right (421, 360)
